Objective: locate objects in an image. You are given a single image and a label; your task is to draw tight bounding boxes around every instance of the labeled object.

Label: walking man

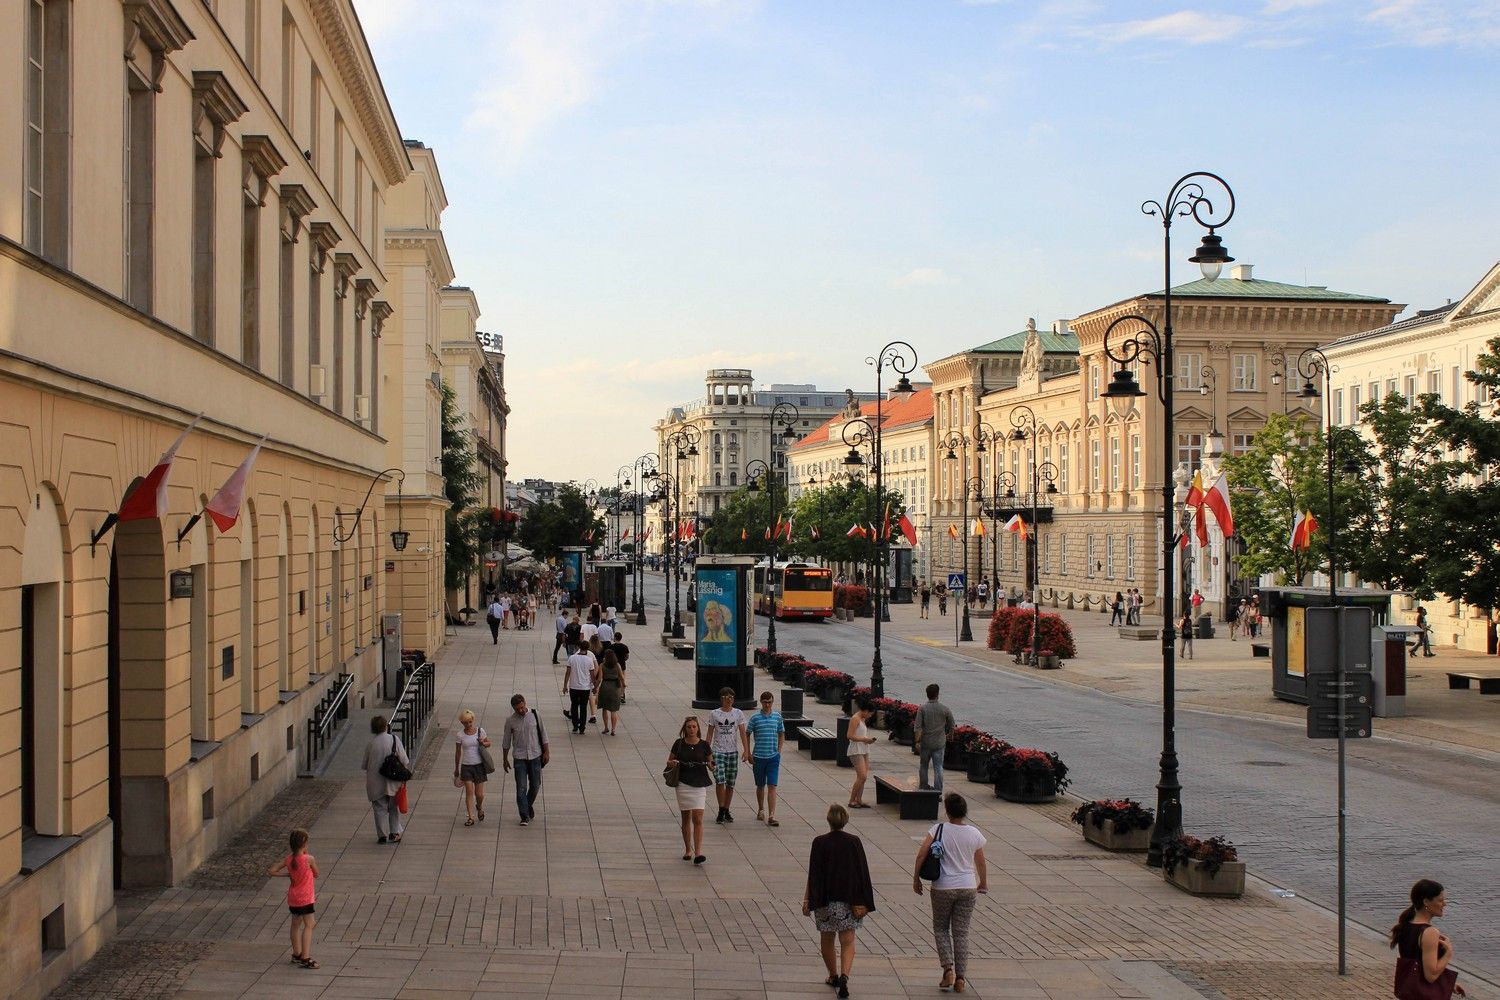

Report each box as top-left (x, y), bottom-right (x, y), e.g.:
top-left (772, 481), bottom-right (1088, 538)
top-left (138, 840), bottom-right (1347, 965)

top-left (747, 692), bottom-right (785, 827)
top-left (1411, 607), bottom-right (1435, 657)
top-left (563, 644), bottom-right (596, 734)
top-left (487, 595), bottom-right (504, 645)
top-left (913, 684), bottom-right (955, 792)
top-left (501, 694), bottom-right (549, 826)
top-left (552, 609), bottom-right (569, 664)
top-left (919, 580), bottom-right (931, 619)
top-left (708, 688), bottom-right (750, 824)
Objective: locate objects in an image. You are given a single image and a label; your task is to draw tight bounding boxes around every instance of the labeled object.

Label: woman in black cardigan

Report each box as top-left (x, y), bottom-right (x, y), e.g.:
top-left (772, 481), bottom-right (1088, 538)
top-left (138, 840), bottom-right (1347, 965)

top-left (803, 804), bottom-right (876, 998)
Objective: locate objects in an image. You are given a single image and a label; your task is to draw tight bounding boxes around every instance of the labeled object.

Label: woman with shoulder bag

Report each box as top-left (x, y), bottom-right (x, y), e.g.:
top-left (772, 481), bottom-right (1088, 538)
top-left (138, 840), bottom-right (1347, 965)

top-left (913, 793), bottom-right (988, 993)
top-left (1391, 879), bottom-right (1465, 998)
top-left (804, 804), bottom-right (875, 998)
top-left (362, 716), bottom-right (410, 844)
top-left (454, 709), bottom-right (493, 826)
top-left (666, 717), bottom-right (715, 865)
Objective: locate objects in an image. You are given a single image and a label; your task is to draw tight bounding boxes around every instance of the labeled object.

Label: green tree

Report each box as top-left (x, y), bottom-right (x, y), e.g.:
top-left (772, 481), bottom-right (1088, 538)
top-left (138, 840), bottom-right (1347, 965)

top-left (1413, 335), bottom-right (1500, 611)
top-left (785, 479), bottom-right (907, 566)
top-left (517, 482), bottom-right (604, 561)
top-left (441, 380), bottom-right (484, 596)
top-left (702, 481), bottom-right (787, 556)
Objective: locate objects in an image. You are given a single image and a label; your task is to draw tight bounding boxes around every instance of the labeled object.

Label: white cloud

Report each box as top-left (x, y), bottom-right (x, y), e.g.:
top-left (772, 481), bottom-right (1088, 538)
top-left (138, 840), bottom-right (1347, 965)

top-left (1261, 0), bottom-right (1330, 13)
top-left (1365, 0), bottom-right (1500, 47)
top-left (1097, 10), bottom-right (1250, 45)
top-left (892, 267), bottom-right (957, 288)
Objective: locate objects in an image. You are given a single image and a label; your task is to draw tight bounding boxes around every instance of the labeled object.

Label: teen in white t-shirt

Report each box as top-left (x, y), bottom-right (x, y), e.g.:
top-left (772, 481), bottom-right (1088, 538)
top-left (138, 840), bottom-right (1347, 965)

top-left (707, 689), bottom-right (749, 824)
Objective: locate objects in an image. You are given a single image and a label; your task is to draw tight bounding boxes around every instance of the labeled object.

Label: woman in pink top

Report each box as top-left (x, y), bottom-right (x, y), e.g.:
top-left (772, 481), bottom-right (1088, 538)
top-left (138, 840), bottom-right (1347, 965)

top-left (267, 828), bottom-right (320, 969)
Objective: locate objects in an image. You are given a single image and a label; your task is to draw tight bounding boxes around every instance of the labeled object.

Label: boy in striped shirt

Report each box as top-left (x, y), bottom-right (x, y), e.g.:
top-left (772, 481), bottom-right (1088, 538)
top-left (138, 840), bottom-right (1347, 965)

top-left (746, 692), bottom-right (785, 827)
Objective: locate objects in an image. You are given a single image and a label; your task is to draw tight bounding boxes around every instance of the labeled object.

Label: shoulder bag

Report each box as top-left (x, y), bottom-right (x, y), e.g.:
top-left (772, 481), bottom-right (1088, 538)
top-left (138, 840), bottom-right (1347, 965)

top-left (919, 823), bottom-right (945, 882)
top-left (477, 727), bottom-right (498, 774)
top-left (663, 739), bottom-right (682, 787)
top-left (1395, 956), bottom-right (1458, 1000)
top-left (532, 709), bottom-right (548, 767)
top-left (378, 733), bottom-right (413, 782)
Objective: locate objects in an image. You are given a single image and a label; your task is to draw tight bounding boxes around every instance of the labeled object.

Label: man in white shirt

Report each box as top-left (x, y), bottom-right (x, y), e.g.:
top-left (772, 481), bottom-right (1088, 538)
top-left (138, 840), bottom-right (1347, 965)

top-left (707, 688), bottom-right (750, 824)
top-left (487, 598), bottom-right (504, 645)
top-left (596, 620), bottom-right (615, 644)
top-left (563, 647), bottom-right (596, 734)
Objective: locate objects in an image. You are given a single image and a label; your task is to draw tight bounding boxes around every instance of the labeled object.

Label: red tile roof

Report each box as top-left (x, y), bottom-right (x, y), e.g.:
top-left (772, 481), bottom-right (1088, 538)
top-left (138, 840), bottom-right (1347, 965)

top-left (787, 387), bottom-right (932, 452)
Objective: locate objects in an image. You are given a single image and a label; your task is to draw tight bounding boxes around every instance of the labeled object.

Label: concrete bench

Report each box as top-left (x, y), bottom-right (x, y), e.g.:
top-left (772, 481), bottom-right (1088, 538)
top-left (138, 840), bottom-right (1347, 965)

top-left (782, 716), bottom-right (815, 738)
top-left (874, 775), bottom-right (942, 820)
top-left (1117, 627), bottom-right (1158, 641)
top-left (1251, 643), bottom-right (1271, 658)
top-left (796, 727), bottom-right (838, 760)
top-left (1447, 672), bottom-right (1500, 695)
top-left (666, 639), bottom-right (694, 660)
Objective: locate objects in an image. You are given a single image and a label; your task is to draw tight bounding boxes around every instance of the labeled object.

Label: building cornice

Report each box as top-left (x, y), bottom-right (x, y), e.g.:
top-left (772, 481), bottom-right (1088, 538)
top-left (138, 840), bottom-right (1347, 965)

top-left (307, 0), bottom-right (411, 186)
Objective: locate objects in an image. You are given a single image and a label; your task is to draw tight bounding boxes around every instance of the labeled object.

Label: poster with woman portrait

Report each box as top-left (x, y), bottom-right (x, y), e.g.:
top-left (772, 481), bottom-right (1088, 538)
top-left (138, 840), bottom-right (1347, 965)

top-left (695, 567), bottom-right (741, 667)
top-left (560, 550), bottom-right (584, 593)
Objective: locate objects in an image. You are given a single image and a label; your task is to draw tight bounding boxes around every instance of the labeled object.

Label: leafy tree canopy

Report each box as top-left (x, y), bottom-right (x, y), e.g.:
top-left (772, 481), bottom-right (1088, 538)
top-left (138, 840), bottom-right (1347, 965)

top-left (516, 482), bottom-right (604, 562)
top-left (441, 380), bottom-right (484, 594)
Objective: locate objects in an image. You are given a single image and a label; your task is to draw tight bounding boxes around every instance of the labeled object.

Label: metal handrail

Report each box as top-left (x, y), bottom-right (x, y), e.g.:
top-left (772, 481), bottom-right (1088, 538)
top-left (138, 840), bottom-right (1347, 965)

top-left (389, 660), bottom-right (436, 756)
top-left (305, 672), bottom-right (354, 772)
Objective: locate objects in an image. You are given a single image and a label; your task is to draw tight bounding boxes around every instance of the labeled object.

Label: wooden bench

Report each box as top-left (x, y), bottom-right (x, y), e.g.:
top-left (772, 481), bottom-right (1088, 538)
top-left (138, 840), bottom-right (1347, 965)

top-left (782, 716), bottom-right (815, 738)
top-left (796, 727), bottom-right (838, 760)
top-left (1251, 643), bottom-right (1271, 658)
top-left (1447, 671), bottom-right (1500, 695)
top-left (874, 775), bottom-right (942, 820)
top-left (666, 639), bottom-right (694, 660)
top-left (1117, 626), bottom-right (1159, 641)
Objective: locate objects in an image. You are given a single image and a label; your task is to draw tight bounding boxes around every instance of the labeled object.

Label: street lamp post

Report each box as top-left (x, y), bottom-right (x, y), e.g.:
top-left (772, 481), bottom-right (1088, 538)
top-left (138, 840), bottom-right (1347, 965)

top-left (840, 420), bottom-right (882, 693)
top-left (633, 454), bottom-right (659, 624)
top-left (663, 426), bottom-right (701, 638)
top-left (1007, 404), bottom-right (1060, 664)
top-left (1101, 170), bottom-right (1235, 869)
top-left (940, 430), bottom-right (978, 642)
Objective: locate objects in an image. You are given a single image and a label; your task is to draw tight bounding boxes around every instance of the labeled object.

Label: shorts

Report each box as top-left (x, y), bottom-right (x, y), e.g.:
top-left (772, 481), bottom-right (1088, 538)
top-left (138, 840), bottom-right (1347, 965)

top-left (713, 751), bottom-right (740, 787)
top-left (459, 763), bottom-right (489, 784)
top-left (752, 754), bottom-right (781, 788)
top-left (289, 903), bottom-right (316, 915)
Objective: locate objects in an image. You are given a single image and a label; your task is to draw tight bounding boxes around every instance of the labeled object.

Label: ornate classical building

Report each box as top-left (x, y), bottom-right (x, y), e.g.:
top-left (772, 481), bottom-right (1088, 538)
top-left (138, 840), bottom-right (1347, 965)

top-left (926, 269), bottom-right (1401, 617)
top-left (0, 2), bottom-right (470, 995)
top-left (1323, 261), bottom-right (1500, 651)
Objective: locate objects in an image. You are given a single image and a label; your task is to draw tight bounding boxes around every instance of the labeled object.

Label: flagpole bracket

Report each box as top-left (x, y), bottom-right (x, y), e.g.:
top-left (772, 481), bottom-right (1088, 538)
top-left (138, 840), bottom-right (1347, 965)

top-left (175, 513), bottom-right (204, 549)
top-left (90, 514), bottom-right (120, 557)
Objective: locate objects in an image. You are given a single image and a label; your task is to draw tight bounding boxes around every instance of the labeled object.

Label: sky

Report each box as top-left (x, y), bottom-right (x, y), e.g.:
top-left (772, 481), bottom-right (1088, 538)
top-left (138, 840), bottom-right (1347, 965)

top-left (355, 0), bottom-right (1500, 485)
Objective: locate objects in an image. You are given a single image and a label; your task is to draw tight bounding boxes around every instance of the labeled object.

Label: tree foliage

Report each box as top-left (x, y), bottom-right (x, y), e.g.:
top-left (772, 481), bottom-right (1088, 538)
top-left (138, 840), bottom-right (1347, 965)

top-left (516, 482), bottom-right (604, 562)
top-left (701, 480), bottom-right (790, 556)
top-left (441, 380), bottom-right (485, 595)
top-left (786, 479), bottom-right (908, 565)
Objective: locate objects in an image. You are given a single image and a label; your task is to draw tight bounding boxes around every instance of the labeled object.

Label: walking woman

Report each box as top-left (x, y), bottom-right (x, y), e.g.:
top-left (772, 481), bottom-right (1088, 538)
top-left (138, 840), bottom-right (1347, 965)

top-left (1391, 879), bottom-right (1466, 998)
top-left (453, 709), bottom-right (491, 825)
top-left (1110, 591), bottom-right (1125, 626)
top-left (595, 648), bottom-right (626, 735)
top-left (362, 715), bottom-right (409, 843)
top-left (913, 793), bottom-right (988, 993)
top-left (804, 804), bottom-right (876, 999)
top-left (666, 717), bottom-right (715, 864)
top-left (845, 697), bottom-right (877, 808)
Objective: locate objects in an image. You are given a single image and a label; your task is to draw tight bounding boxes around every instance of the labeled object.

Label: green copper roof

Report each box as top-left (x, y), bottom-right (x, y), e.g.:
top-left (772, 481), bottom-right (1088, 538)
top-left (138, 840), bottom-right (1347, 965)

top-left (1154, 276), bottom-right (1390, 302)
top-left (972, 328), bottom-right (1081, 354)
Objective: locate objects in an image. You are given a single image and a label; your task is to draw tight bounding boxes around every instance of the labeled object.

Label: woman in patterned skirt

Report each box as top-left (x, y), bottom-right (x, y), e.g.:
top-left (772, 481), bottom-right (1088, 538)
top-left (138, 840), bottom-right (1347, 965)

top-left (804, 804), bottom-right (875, 998)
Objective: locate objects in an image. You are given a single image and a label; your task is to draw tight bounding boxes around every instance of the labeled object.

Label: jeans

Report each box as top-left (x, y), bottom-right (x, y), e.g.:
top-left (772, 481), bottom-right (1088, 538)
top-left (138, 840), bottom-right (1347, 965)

top-left (919, 746), bottom-right (945, 792)
top-left (488, 617), bottom-right (501, 643)
top-left (513, 757), bottom-right (542, 818)
top-left (371, 794), bottom-right (403, 839)
top-left (568, 688), bottom-right (591, 732)
top-left (552, 632), bottom-right (566, 662)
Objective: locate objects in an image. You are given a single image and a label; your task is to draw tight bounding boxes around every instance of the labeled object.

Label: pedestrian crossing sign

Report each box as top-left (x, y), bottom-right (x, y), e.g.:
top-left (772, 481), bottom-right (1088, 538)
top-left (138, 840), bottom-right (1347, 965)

top-left (947, 573), bottom-right (965, 590)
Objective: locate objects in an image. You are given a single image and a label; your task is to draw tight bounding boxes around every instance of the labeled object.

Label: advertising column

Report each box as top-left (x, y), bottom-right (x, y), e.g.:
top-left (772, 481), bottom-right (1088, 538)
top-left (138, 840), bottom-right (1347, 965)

top-left (692, 555), bottom-right (756, 708)
top-left (560, 546), bottom-right (586, 608)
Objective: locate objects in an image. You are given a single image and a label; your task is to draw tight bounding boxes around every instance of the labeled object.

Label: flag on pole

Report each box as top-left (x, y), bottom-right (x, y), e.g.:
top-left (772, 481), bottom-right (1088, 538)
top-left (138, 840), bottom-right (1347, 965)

top-left (1204, 472), bottom-right (1235, 537)
top-left (643, 524), bottom-right (653, 541)
top-left (583, 529), bottom-right (594, 542)
top-left (621, 527), bottom-right (632, 541)
top-left (811, 526), bottom-right (821, 540)
top-left (764, 526), bottom-right (772, 540)
top-left (897, 512), bottom-right (917, 546)
top-left (971, 517), bottom-right (986, 537)
top-left (741, 528), bottom-right (748, 541)
top-left (1185, 470), bottom-right (1206, 509)
top-left (947, 522), bottom-right (959, 539)
top-left (118, 415), bottom-right (202, 521)
top-left (1291, 510), bottom-right (1319, 550)
top-left (1004, 513), bottom-right (1028, 542)
top-left (774, 514), bottom-right (784, 539)
top-left (204, 436), bottom-right (266, 532)
top-left (782, 515), bottom-right (793, 541)
top-left (882, 503), bottom-right (892, 541)
top-left (847, 524), bottom-right (867, 539)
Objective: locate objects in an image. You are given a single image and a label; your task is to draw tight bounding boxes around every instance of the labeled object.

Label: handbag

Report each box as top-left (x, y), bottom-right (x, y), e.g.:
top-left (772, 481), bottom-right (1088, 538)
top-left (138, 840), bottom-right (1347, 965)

top-left (663, 762), bottom-right (680, 788)
top-left (919, 823), bottom-right (945, 882)
top-left (378, 734), bottom-right (413, 782)
top-left (1395, 957), bottom-right (1458, 1000)
top-left (850, 904), bottom-right (869, 919)
top-left (395, 783), bottom-right (409, 814)
top-left (477, 728), bottom-right (497, 774)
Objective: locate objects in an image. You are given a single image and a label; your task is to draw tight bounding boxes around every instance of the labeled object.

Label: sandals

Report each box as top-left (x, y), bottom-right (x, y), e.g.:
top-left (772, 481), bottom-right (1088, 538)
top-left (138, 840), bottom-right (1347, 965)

top-left (953, 977), bottom-right (967, 993)
top-left (767, 817), bottom-right (779, 827)
top-left (477, 808), bottom-right (485, 821)
top-left (464, 817), bottom-right (476, 827)
top-left (299, 958), bottom-right (321, 970)
top-left (940, 968), bottom-right (955, 991)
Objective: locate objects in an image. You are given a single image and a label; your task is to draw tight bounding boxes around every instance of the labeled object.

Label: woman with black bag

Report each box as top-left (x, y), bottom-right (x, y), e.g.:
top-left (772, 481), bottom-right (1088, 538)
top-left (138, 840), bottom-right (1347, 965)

top-left (913, 793), bottom-right (987, 993)
top-left (665, 717), bottom-right (714, 865)
top-left (1391, 879), bottom-right (1465, 998)
top-left (362, 716), bottom-right (410, 844)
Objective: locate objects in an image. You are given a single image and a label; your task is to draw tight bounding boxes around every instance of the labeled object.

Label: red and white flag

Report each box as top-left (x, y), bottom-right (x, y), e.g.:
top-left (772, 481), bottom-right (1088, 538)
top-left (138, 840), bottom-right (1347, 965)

top-left (643, 524), bottom-right (653, 541)
top-left (846, 524), bottom-right (867, 539)
top-left (1204, 472), bottom-right (1234, 537)
top-left (117, 415), bottom-right (201, 522)
top-left (621, 527), bottom-right (633, 541)
top-left (782, 515), bottom-right (794, 541)
top-left (897, 512), bottom-right (917, 546)
top-left (204, 436), bottom-right (266, 532)
top-left (1004, 513), bottom-right (1027, 542)
top-left (1291, 510), bottom-right (1319, 550)
top-left (810, 526), bottom-right (821, 540)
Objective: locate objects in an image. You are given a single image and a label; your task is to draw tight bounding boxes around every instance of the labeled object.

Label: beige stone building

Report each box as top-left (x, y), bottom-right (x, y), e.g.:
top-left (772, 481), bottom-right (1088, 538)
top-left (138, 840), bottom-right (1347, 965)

top-left (0, 2), bottom-right (421, 994)
top-left (1323, 261), bottom-right (1500, 651)
top-left (647, 370), bottom-right (877, 551)
top-left (926, 270), bottom-right (1401, 617)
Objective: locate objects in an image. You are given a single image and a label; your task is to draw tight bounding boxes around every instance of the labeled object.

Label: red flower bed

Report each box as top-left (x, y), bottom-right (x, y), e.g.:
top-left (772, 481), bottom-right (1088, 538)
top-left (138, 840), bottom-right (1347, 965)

top-left (994, 609), bottom-right (1076, 658)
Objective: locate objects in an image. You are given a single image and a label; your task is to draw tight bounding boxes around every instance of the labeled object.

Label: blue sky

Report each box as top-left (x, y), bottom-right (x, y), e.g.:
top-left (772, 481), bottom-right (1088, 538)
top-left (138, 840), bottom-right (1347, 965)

top-left (357, 0), bottom-right (1500, 483)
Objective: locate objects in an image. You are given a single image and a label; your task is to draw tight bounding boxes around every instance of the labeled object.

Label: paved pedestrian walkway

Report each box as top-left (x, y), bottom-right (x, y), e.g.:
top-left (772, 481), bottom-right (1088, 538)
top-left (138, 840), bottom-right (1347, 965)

top-left (54, 599), bottom-right (1486, 999)
top-left (880, 596), bottom-right (1500, 758)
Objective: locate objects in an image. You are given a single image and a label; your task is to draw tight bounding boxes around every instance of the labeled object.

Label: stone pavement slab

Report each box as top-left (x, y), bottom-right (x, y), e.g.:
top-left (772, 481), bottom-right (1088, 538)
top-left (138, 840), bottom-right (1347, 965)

top-left (49, 590), bottom-right (1491, 999)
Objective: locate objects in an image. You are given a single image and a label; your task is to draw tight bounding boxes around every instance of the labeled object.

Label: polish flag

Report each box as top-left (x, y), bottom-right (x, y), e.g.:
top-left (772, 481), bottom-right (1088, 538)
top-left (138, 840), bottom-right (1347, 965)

top-left (643, 524), bottom-right (653, 541)
top-left (117, 416), bottom-right (202, 521)
top-left (782, 515), bottom-right (793, 541)
top-left (1004, 513), bottom-right (1027, 542)
top-left (846, 524), bottom-right (867, 539)
top-left (1204, 473), bottom-right (1235, 537)
top-left (1291, 510), bottom-right (1319, 550)
top-left (897, 513), bottom-right (917, 546)
top-left (947, 522), bottom-right (959, 539)
top-left (204, 436), bottom-right (266, 532)
top-left (742, 528), bottom-right (748, 541)
top-left (882, 503), bottom-right (891, 541)
top-left (764, 526), bottom-right (772, 540)
top-left (621, 527), bottom-right (632, 541)
top-left (811, 526), bottom-right (821, 540)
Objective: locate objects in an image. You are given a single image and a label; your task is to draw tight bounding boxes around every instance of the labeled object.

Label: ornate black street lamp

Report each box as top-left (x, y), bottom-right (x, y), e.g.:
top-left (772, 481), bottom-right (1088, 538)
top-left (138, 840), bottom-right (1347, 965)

top-left (940, 430), bottom-right (977, 641)
top-left (840, 419), bottom-right (883, 692)
top-left (632, 454), bottom-right (658, 624)
top-left (1101, 170), bottom-right (1235, 869)
top-left (1006, 404), bottom-right (1060, 663)
top-left (332, 467), bottom-right (409, 551)
top-left (664, 426), bottom-right (701, 637)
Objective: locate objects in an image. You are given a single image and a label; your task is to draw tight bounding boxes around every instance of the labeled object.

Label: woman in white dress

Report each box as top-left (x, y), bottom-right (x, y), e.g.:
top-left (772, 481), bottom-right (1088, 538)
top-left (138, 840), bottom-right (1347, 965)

top-left (845, 697), bottom-right (877, 808)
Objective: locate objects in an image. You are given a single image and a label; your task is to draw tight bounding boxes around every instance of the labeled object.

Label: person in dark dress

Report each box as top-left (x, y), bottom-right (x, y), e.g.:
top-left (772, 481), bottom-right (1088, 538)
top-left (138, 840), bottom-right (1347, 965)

top-left (803, 804), bottom-right (876, 999)
top-left (1390, 878), bottom-right (1465, 997)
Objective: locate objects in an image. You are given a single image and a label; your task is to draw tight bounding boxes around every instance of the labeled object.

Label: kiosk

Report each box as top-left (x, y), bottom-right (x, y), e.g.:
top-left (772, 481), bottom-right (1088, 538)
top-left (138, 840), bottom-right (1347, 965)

top-left (591, 560), bottom-right (629, 614)
top-left (559, 546), bottom-right (587, 607)
top-left (692, 555), bottom-right (756, 708)
top-left (1260, 586), bottom-right (1394, 704)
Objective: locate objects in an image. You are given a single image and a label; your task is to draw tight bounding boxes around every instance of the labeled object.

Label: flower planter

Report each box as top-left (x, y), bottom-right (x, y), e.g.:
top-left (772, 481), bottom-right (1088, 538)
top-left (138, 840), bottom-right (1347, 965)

top-left (1166, 858), bottom-right (1246, 898)
top-left (1035, 654), bottom-right (1061, 670)
top-left (890, 723), bottom-right (914, 746)
top-left (943, 748), bottom-right (968, 771)
top-left (994, 769), bottom-right (1057, 803)
top-left (1082, 823), bottom-right (1151, 853)
top-left (965, 755), bottom-right (995, 784)
top-left (868, 711), bottom-right (886, 731)
top-left (815, 687), bottom-right (846, 705)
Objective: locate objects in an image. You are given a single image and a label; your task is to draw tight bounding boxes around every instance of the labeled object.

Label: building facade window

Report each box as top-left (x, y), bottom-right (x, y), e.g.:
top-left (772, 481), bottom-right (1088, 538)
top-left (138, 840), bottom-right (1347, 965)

top-left (1177, 352), bottom-right (1203, 389)
top-left (1105, 534), bottom-right (1114, 578)
top-left (1427, 370), bottom-right (1441, 398)
top-left (1177, 433), bottom-right (1203, 472)
top-left (1086, 535), bottom-right (1096, 578)
top-left (1231, 352), bottom-right (1258, 391)
top-left (1231, 433), bottom-right (1254, 457)
top-left (1090, 363), bottom-right (1100, 400)
top-left (24, 0), bottom-right (71, 264)
top-left (124, 57), bottom-right (155, 310)
top-left (1042, 534), bottom-right (1052, 574)
top-left (1060, 443), bottom-right (1069, 494)
top-left (1060, 534), bottom-right (1069, 577)
top-left (1126, 535), bottom-right (1136, 579)
top-left (1332, 389), bottom-right (1344, 425)
top-left (1350, 385), bottom-right (1361, 413)
top-left (1090, 440), bottom-right (1101, 492)
top-left (1130, 434), bottom-right (1141, 488)
top-left (1110, 438), bottom-right (1121, 490)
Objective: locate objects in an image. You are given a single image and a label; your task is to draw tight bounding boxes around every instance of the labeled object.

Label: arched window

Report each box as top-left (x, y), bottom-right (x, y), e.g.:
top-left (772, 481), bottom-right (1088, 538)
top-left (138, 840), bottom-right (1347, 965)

top-left (729, 472), bottom-right (737, 486)
top-left (713, 432), bottom-right (722, 448)
top-left (728, 432), bottom-right (738, 447)
top-left (714, 473), bottom-right (721, 486)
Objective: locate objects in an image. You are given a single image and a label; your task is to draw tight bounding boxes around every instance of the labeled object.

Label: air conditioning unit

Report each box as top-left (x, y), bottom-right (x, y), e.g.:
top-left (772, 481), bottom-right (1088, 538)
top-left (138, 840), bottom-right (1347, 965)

top-left (309, 365), bottom-right (327, 398)
top-left (354, 394), bottom-right (370, 421)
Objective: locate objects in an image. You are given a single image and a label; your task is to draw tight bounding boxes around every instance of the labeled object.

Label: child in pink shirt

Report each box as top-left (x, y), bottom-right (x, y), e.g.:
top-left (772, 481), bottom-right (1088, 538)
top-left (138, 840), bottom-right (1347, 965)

top-left (267, 828), bottom-right (320, 968)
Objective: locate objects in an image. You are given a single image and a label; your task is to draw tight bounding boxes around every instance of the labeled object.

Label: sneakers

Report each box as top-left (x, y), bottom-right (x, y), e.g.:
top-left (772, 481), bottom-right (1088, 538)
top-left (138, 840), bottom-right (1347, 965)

top-left (715, 808), bottom-right (726, 824)
top-left (724, 809), bottom-right (734, 823)
top-left (520, 818), bottom-right (529, 827)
